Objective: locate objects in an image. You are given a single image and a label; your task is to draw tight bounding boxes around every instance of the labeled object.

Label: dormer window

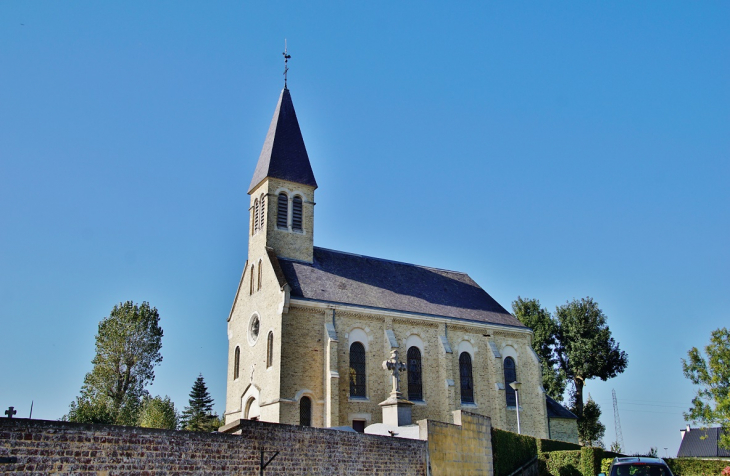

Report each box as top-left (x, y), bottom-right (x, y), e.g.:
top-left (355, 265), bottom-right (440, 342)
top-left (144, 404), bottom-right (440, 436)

top-left (292, 196), bottom-right (303, 231)
top-left (277, 193), bottom-right (288, 229)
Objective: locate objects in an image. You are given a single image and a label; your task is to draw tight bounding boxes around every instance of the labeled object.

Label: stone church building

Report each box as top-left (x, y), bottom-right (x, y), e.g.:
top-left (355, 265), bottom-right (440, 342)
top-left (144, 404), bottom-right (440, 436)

top-left (224, 85), bottom-right (552, 440)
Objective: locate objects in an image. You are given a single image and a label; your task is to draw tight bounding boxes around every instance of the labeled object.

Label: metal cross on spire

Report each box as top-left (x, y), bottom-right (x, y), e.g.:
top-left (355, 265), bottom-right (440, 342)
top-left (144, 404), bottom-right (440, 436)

top-left (283, 39), bottom-right (291, 89)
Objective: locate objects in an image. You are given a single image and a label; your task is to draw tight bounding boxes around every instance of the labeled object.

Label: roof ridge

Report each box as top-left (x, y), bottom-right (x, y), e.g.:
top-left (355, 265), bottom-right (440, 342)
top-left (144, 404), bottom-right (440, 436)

top-left (309, 246), bottom-right (470, 276)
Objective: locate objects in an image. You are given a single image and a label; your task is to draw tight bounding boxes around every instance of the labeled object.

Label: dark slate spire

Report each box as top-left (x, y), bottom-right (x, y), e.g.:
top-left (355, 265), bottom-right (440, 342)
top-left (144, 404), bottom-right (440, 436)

top-left (248, 88), bottom-right (318, 193)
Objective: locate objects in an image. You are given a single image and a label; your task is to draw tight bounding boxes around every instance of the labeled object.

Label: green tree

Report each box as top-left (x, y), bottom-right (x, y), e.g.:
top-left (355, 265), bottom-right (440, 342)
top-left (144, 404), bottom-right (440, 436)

top-left (571, 394), bottom-right (605, 447)
top-left (66, 301), bottom-right (163, 425)
top-left (554, 297), bottom-right (628, 422)
top-left (512, 297), bottom-right (567, 401)
top-left (181, 374), bottom-right (221, 432)
top-left (682, 327), bottom-right (730, 450)
top-left (138, 395), bottom-right (178, 430)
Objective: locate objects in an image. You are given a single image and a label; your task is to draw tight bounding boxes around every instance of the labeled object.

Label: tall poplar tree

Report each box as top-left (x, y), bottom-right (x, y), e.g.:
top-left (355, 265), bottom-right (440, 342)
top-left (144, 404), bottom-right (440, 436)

top-left (66, 301), bottom-right (163, 425)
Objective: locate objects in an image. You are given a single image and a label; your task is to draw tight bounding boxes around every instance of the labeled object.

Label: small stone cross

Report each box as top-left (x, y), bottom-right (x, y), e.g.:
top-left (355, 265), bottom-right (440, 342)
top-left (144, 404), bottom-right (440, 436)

top-left (5, 406), bottom-right (16, 418)
top-left (382, 349), bottom-right (407, 396)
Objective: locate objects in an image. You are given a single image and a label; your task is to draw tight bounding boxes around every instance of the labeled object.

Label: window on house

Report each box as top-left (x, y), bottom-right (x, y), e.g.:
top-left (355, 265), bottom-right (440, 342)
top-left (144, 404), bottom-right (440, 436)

top-left (349, 342), bottom-right (366, 398)
top-left (277, 193), bottom-right (288, 229)
top-left (253, 198), bottom-right (259, 234)
top-left (407, 346), bottom-right (423, 401)
top-left (234, 346), bottom-right (240, 380)
top-left (504, 357), bottom-right (517, 406)
top-left (459, 352), bottom-right (474, 404)
top-left (299, 396), bottom-right (312, 426)
top-left (257, 259), bottom-right (262, 291)
top-left (292, 196), bottom-right (303, 231)
top-left (259, 193), bottom-right (265, 231)
top-left (266, 331), bottom-right (273, 368)
top-left (249, 264), bottom-right (255, 295)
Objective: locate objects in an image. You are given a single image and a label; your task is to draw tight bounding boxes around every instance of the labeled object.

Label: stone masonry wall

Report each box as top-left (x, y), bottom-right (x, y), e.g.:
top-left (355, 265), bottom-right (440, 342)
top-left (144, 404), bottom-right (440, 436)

top-left (0, 418), bottom-right (428, 475)
top-left (420, 411), bottom-right (494, 476)
top-left (548, 418), bottom-right (579, 444)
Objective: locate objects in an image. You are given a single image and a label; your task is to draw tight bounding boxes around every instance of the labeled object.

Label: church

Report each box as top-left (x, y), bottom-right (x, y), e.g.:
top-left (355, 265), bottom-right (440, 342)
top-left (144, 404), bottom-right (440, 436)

top-left (224, 82), bottom-right (554, 440)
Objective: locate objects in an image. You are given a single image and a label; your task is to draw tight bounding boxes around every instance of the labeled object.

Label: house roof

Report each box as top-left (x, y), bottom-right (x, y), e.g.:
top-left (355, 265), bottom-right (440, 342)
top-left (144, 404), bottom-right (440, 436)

top-left (677, 427), bottom-right (730, 458)
top-left (276, 247), bottom-right (525, 327)
top-left (545, 395), bottom-right (578, 420)
top-left (248, 87), bottom-right (317, 193)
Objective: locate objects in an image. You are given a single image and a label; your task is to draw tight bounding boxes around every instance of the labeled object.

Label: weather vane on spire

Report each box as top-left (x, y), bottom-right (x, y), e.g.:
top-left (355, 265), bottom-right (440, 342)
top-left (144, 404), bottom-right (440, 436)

top-left (283, 39), bottom-right (291, 88)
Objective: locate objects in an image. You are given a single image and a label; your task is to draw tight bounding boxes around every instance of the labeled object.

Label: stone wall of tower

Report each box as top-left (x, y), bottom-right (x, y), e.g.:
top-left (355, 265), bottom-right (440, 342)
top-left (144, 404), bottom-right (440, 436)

top-left (224, 251), bottom-right (288, 425)
top-left (248, 177), bottom-right (315, 263)
top-left (274, 302), bottom-right (550, 439)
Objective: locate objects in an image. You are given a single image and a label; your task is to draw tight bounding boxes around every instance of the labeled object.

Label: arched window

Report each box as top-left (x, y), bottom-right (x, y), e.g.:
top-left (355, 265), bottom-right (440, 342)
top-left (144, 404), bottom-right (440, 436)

top-left (299, 396), bottom-right (312, 426)
top-left (234, 346), bottom-right (240, 380)
top-left (459, 352), bottom-right (474, 404)
top-left (249, 264), bottom-right (255, 295)
top-left (504, 357), bottom-right (517, 406)
top-left (292, 196), bottom-right (303, 231)
top-left (407, 346), bottom-right (423, 401)
top-left (349, 342), bottom-right (366, 398)
top-left (277, 193), bottom-right (288, 229)
top-left (253, 198), bottom-right (259, 234)
top-left (259, 193), bottom-right (266, 231)
top-left (266, 331), bottom-right (274, 368)
top-left (257, 259), bottom-right (262, 291)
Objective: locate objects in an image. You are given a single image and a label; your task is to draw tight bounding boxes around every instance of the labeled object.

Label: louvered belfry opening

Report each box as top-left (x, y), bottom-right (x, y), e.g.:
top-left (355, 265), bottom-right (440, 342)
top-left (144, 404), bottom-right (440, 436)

top-left (292, 196), bottom-right (303, 231)
top-left (258, 193), bottom-right (265, 231)
top-left (407, 346), bottom-right (423, 401)
top-left (299, 396), bottom-right (312, 426)
top-left (349, 342), bottom-right (366, 398)
top-left (253, 198), bottom-right (259, 234)
top-left (266, 331), bottom-right (273, 368)
top-left (460, 352), bottom-right (474, 403)
top-left (504, 357), bottom-right (517, 406)
top-left (277, 193), bottom-right (288, 229)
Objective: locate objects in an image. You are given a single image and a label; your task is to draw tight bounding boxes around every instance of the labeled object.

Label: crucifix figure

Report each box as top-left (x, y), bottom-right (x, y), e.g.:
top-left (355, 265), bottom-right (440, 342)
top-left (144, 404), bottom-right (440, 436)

top-left (382, 349), bottom-right (407, 396)
top-left (5, 406), bottom-right (17, 419)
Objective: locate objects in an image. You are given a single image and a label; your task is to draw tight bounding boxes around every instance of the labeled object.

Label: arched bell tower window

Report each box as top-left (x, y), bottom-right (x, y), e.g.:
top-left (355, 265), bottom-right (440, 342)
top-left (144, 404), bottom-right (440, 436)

top-left (299, 396), bottom-right (312, 426)
top-left (259, 193), bottom-right (266, 231)
top-left (407, 346), bottom-right (423, 401)
top-left (292, 196), bottom-right (303, 231)
top-left (349, 342), bottom-right (366, 398)
top-left (253, 198), bottom-right (260, 234)
top-left (277, 193), bottom-right (288, 229)
top-left (459, 352), bottom-right (474, 404)
top-left (504, 357), bottom-right (517, 406)
top-left (233, 346), bottom-right (240, 380)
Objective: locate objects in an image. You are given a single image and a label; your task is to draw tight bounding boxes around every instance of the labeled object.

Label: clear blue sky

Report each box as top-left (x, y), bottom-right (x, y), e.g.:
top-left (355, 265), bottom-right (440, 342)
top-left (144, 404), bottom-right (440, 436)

top-left (1, 2), bottom-right (728, 456)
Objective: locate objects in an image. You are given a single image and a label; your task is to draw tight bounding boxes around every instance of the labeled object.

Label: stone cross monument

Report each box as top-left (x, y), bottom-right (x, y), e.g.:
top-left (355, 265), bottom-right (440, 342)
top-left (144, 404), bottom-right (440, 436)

top-left (379, 349), bottom-right (414, 427)
top-left (383, 349), bottom-right (407, 397)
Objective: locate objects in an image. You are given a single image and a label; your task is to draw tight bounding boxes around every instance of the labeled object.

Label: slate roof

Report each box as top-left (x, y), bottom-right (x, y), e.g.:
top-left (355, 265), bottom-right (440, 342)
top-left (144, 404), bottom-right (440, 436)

top-left (545, 395), bottom-right (578, 420)
top-left (248, 87), bottom-right (318, 193)
top-left (677, 427), bottom-right (730, 458)
top-left (276, 247), bottom-right (525, 327)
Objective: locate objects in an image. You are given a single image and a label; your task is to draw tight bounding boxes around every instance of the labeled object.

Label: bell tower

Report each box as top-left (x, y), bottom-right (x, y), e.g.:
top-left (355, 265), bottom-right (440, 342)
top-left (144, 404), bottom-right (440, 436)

top-left (247, 86), bottom-right (317, 263)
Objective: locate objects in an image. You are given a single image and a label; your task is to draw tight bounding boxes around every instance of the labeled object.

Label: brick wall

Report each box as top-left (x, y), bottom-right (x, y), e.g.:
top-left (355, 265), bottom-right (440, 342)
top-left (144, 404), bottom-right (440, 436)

top-left (0, 418), bottom-right (427, 475)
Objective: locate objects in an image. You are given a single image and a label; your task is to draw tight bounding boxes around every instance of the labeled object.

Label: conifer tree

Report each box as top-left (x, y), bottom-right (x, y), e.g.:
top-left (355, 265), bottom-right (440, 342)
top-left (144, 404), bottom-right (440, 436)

top-left (181, 374), bottom-right (221, 432)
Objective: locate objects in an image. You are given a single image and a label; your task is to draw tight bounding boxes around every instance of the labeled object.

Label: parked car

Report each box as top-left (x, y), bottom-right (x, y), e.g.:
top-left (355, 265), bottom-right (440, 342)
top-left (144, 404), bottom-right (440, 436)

top-left (600, 457), bottom-right (674, 476)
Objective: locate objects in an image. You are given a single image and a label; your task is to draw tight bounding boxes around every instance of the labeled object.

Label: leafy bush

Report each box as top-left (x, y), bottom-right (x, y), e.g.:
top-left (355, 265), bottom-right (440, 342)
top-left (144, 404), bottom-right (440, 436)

top-left (600, 458), bottom-right (613, 475)
top-left (542, 450), bottom-right (582, 476)
top-left (664, 458), bottom-right (730, 476)
top-left (492, 427), bottom-right (538, 476)
top-left (581, 447), bottom-right (604, 476)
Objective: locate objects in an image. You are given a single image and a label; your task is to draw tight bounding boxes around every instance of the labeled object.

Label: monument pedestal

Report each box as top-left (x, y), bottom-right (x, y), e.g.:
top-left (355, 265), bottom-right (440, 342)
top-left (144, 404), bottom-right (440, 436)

top-left (379, 392), bottom-right (414, 427)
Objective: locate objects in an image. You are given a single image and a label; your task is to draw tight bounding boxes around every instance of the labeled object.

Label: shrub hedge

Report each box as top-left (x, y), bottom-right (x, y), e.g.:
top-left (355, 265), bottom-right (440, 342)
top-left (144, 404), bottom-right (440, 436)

top-left (542, 450), bottom-right (582, 476)
top-left (664, 458), bottom-right (730, 476)
top-left (581, 447), bottom-right (604, 476)
top-left (492, 427), bottom-right (539, 476)
top-left (539, 439), bottom-right (583, 453)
